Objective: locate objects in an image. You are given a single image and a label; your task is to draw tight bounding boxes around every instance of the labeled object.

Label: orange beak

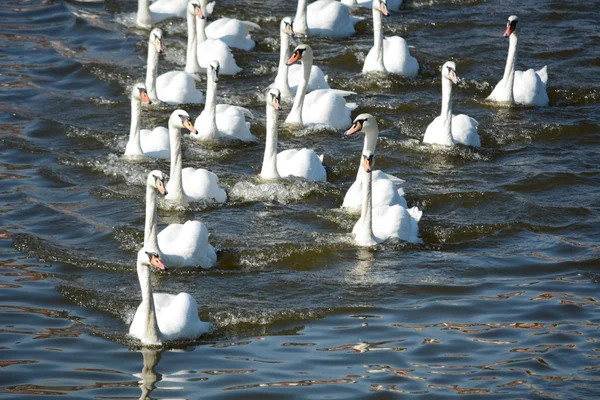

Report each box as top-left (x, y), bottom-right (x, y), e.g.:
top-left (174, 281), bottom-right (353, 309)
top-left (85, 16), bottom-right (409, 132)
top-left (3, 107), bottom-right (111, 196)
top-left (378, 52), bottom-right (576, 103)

top-left (140, 91), bottom-right (152, 105)
top-left (380, 2), bottom-right (389, 16)
top-left (150, 254), bottom-right (166, 270)
top-left (195, 6), bottom-right (204, 19)
top-left (272, 97), bottom-right (281, 111)
top-left (363, 156), bottom-right (373, 173)
top-left (183, 119), bottom-right (197, 134)
top-left (504, 25), bottom-right (513, 37)
top-left (344, 122), bottom-right (362, 136)
top-left (286, 51), bottom-right (302, 66)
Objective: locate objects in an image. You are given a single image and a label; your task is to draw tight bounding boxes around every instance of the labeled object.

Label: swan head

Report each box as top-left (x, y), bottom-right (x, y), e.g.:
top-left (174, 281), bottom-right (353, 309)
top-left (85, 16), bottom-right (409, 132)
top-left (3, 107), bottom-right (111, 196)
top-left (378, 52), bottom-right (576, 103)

top-left (280, 17), bottom-right (294, 37)
top-left (362, 151), bottom-right (374, 173)
top-left (132, 83), bottom-right (152, 105)
top-left (267, 88), bottom-right (282, 111)
top-left (442, 61), bottom-right (459, 85)
top-left (504, 15), bottom-right (519, 37)
top-left (374, 0), bottom-right (389, 16)
top-left (188, 0), bottom-right (205, 19)
top-left (138, 248), bottom-right (166, 271)
top-left (345, 113), bottom-right (378, 136)
top-left (147, 170), bottom-right (168, 196)
top-left (286, 44), bottom-right (312, 66)
top-left (149, 28), bottom-right (164, 54)
top-left (169, 110), bottom-right (198, 134)
top-left (208, 60), bottom-right (220, 83)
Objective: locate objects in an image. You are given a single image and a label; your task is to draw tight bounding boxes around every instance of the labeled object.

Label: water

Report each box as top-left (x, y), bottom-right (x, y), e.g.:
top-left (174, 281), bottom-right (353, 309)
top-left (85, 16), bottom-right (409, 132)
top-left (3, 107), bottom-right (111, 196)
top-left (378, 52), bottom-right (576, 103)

top-left (1, 0), bottom-right (599, 398)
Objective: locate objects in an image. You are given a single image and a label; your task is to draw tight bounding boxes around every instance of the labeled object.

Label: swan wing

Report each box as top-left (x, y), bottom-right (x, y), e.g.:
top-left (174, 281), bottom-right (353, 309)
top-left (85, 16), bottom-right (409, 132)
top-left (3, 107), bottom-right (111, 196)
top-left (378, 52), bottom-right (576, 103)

top-left (215, 104), bottom-right (257, 142)
top-left (182, 167), bottom-right (227, 203)
top-left (277, 148), bottom-right (327, 182)
top-left (197, 39), bottom-right (241, 75)
top-left (382, 36), bottom-right (419, 78)
top-left (156, 71), bottom-right (205, 105)
top-left (307, 0), bottom-right (360, 37)
top-left (451, 114), bottom-right (480, 147)
top-left (302, 89), bottom-right (353, 130)
top-left (514, 68), bottom-right (549, 106)
top-left (156, 293), bottom-right (211, 340)
top-left (149, 0), bottom-right (188, 18)
top-left (140, 127), bottom-right (170, 159)
top-left (158, 221), bottom-right (216, 269)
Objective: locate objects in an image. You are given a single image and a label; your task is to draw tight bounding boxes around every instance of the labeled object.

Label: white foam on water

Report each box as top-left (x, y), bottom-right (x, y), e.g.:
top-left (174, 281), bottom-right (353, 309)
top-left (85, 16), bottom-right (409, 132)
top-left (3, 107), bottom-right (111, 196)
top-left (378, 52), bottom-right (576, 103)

top-left (230, 178), bottom-right (321, 204)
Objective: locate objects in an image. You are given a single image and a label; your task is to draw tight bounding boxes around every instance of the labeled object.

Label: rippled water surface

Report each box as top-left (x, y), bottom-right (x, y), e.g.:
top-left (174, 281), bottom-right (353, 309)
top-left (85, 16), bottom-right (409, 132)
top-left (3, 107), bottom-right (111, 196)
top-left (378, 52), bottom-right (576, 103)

top-left (1, 0), bottom-right (599, 398)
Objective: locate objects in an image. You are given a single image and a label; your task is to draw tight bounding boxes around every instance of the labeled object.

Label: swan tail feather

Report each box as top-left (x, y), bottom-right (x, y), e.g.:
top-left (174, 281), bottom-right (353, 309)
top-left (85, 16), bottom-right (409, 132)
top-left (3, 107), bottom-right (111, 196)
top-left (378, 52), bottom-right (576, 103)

top-left (328, 89), bottom-right (356, 97)
top-left (536, 65), bottom-right (548, 86)
top-left (345, 102), bottom-right (358, 111)
top-left (242, 21), bottom-right (261, 31)
top-left (206, 1), bottom-right (215, 16)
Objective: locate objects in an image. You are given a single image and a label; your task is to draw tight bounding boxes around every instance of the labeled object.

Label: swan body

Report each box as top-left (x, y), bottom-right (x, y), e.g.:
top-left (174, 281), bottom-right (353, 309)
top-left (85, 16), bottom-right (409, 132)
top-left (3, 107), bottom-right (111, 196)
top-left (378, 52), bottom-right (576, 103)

top-left (145, 29), bottom-right (204, 105)
top-left (260, 88), bottom-right (326, 182)
top-left (342, 113), bottom-right (407, 210)
top-left (285, 45), bottom-right (356, 130)
top-left (272, 17), bottom-right (330, 101)
top-left (206, 17), bottom-right (260, 51)
top-left (342, 0), bottom-right (402, 11)
top-left (293, 0), bottom-right (363, 38)
top-left (163, 109), bottom-right (227, 203)
top-left (137, 0), bottom-right (188, 28)
top-left (143, 171), bottom-right (217, 269)
top-left (124, 83), bottom-right (170, 159)
top-left (346, 114), bottom-right (421, 246)
top-left (129, 248), bottom-right (210, 345)
top-left (192, 61), bottom-right (256, 142)
top-left (185, 0), bottom-right (241, 76)
top-left (423, 61), bottom-right (480, 147)
top-left (362, 0), bottom-right (418, 77)
top-left (486, 15), bottom-right (549, 107)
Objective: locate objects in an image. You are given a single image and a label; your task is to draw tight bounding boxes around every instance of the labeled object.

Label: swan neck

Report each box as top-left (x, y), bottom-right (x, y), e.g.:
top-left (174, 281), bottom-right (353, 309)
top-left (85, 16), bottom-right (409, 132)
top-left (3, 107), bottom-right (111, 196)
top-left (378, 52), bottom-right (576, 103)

top-left (204, 78), bottom-right (219, 138)
top-left (274, 32), bottom-right (291, 97)
top-left (137, 261), bottom-right (160, 344)
top-left (287, 57), bottom-right (310, 124)
top-left (358, 169), bottom-right (375, 245)
top-left (127, 95), bottom-right (143, 155)
top-left (185, 11), bottom-right (199, 74)
top-left (373, 7), bottom-right (385, 71)
top-left (294, 0), bottom-right (308, 36)
top-left (168, 124), bottom-right (185, 200)
top-left (260, 105), bottom-right (280, 179)
top-left (144, 183), bottom-right (160, 252)
top-left (137, 0), bottom-right (151, 27)
top-left (197, 16), bottom-right (207, 43)
top-left (502, 33), bottom-right (518, 103)
top-left (146, 43), bottom-right (159, 102)
top-left (440, 78), bottom-right (454, 145)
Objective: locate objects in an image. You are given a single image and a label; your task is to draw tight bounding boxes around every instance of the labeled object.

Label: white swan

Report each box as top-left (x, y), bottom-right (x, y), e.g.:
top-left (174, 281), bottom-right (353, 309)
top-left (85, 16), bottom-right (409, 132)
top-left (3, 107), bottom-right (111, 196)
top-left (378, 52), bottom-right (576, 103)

top-left (293, 0), bottom-right (363, 38)
top-left (285, 44), bottom-right (356, 130)
top-left (271, 17), bottom-right (330, 101)
top-left (143, 171), bottom-right (217, 269)
top-left (164, 110), bottom-right (227, 203)
top-left (362, 0), bottom-right (418, 77)
top-left (185, 0), bottom-right (241, 76)
top-left (261, 88), bottom-right (326, 182)
top-left (136, 0), bottom-right (188, 29)
top-left (202, 2), bottom-right (260, 51)
top-left (486, 15), bottom-right (549, 107)
top-left (192, 61), bottom-right (256, 142)
top-left (342, 113), bottom-right (407, 211)
top-left (124, 83), bottom-right (170, 159)
top-left (129, 248), bottom-right (211, 344)
top-left (423, 61), bottom-right (480, 147)
top-left (145, 29), bottom-right (204, 105)
top-left (342, 0), bottom-right (402, 12)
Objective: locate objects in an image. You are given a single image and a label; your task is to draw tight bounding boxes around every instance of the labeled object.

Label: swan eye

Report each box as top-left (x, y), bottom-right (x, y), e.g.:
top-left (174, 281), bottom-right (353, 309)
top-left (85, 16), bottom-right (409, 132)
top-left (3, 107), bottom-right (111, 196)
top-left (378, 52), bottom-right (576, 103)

top-left (178, 114), bottom-right (191, 124)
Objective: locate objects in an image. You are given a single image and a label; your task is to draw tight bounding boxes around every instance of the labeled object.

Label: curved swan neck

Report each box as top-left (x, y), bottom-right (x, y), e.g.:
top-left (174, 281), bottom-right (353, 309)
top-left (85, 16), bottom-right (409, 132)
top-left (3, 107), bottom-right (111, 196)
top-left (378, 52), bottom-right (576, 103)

top-left (502, 33), bottom-right (518, 104)
top-left (260, 104), bottom-right (280, 179)
top-left (137, 0), bottom-right (151, 28)
top-left (146, 42), bottom-right (159, 102)
top-left (168, 123), bottom-right (185, 200)
top-left (185, 10), bottom-right (200, 74)
top-left (144, 183), bottom-right (160, 252)
top-left (372, 5), bottom-right (386, 72)
top-left (204, 78), bottom-right (219, 138)
top-left (136, 260), bottom-right (160, 344)
top-left (274, 32), bottom-right (292, 98)
top-left (196, 15), bottom-right (207, 43)
top-left (286, 55), bottom-right (311, 125)
top-left (440, 78), bottom-right (454, 145)
top-left (294, 0), bottom-right (308, 36)
top-left (127, 94), bottom-right (144, 155)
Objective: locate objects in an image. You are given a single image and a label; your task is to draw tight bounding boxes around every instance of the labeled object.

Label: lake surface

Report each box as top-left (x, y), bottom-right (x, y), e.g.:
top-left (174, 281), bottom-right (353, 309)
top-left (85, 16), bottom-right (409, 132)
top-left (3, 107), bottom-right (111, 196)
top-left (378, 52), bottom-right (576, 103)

top-left (1, 0), bottom-right (599, 398)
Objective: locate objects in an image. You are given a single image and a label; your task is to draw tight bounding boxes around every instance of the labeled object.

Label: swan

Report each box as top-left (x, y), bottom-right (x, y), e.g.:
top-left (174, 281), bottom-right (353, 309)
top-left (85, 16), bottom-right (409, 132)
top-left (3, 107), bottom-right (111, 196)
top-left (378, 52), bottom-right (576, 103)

top-left (285, 44), bottom-right (356, 130)
top-left (143, 171), bottom-right (217, 269)
top-left (261, 88), bottom-right (326, 182)
top-left (185, 0), bottom-right (241, 76)
top-left (342, 0), bottom-right (402, 12)
top-left (362, 0), bottom-right (418, 77)
top-left (486, 15), bottom-right (549, 107)
top-left (423, 61), bottom-right (480, 147)
top-left (163, 109), bottom-right (227, 203)
top-left (271, 17), bottom-right (330, 101)
top-left (145, 29), bottom-right (204, 105)
top-left (202, 1), bottom-right (260, 51)
top-left (293, 0), bottom-right (363, 38)
top-left (129, 248), bottom-right (211, 344)
top-left (342, 113), bottom-right (407, 211)
top-left (124, 83), bottom-right (170, 159)
top-left (137, 0), bottom-right (188, 29)
top-left (191, 61), bottom-right (256, 142)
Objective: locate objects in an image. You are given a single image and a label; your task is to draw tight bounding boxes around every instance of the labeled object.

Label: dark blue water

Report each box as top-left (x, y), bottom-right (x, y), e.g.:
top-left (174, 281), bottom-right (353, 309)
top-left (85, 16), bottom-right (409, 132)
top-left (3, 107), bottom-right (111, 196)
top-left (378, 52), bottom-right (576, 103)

top-left (1, 0), bottom-right (599, 398)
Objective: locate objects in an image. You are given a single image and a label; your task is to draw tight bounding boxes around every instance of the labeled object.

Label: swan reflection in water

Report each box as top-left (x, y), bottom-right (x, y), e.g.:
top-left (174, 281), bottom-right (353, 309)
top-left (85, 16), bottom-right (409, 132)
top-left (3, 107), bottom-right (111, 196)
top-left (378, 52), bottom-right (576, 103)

top-left (136, 348), bottom-right (162, 400)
